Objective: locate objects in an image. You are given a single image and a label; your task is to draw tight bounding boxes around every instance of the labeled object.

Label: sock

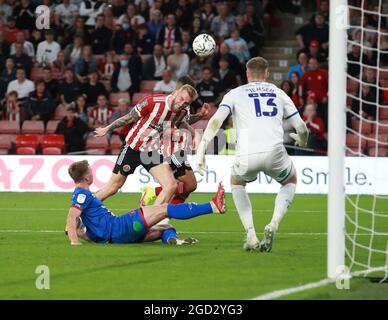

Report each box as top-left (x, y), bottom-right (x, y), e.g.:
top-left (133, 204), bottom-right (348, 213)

top-left (270, 183), bottom-right (296, 231)
top-left (167, 202), bottom-right (213, 220)
top-left (231, 185), bottom-right (257, 242)
top-left (161, 227), bottom-right (178, 244)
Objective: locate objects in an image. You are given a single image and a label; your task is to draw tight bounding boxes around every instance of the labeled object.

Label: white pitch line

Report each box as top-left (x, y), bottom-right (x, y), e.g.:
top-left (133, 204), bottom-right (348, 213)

top-left (251, 278), bottom-right (332, 300)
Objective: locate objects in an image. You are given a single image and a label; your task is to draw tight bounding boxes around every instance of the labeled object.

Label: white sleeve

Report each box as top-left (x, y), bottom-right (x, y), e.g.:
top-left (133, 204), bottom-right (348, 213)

top-left (218, 90), bottom-right (235, 115)
top-left (201, 105), bottom-right (230, 145)
top-left (279, 89), bottom-right (299, 120)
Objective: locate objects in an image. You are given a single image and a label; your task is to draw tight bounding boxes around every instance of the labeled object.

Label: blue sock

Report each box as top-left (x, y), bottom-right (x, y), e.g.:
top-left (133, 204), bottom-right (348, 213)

top-left (167, 202), bottom-right (213, 220)
top-left (161, 228), bottom-right (178, 244)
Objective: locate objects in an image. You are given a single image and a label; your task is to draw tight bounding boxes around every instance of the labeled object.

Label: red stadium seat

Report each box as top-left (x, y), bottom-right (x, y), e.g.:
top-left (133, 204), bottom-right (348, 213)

top-left (351, 118), bottom-right (373, 134)
top-left (374, 120), bottom-right (388, 134)
top-left (42, 147), bottom-right (62, 155)
top-left (22, 120), bottom-right (45, 134)
top-left (86, 135), bottom-right (109, 154)
top-left (368, 147), bottom-right (388, 157)
top-left (15, 134), bottom-right (40, 150)
top-left (54, 105), bottom-right (67, 120)
top-left (347, 78), bottom-right (359, 96)
top-left (16, 147), bottom-right (36, 155)
top-left (0, 121), bottom-right (20, 134)
top-left (366, 134), bottom-right (388, 149)
top-left (379, 107), bottom-right (388, 120)
top-left (41, 134), bottom-right (65, 151)
top-left (110, 134), bottom-right (123, 152)
top-left (46, 120), bottom-right (60, 134)
top-left (109, 92), bottom-right (130, 106)
top-left (140, 80), bottom-right (157, 93)
top-left (131, 92), bottom-right (148, 105)
top-left (0, 134), bottom-right (12, 153)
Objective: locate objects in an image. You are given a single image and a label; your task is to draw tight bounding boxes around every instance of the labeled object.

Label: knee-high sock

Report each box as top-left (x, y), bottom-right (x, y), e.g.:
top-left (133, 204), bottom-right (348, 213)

top-left (270, 183), bottom-right (296, 231)
top-left (161, 227), bottom-right (178, 244)
top-left (231, 185), bottom-right (257, 241)
top-left (167, 202), bottom-right (213, 220)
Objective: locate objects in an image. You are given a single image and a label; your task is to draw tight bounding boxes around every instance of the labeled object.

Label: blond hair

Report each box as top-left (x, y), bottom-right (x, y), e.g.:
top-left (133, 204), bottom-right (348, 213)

top-left (179, 84), bottom-right (199, 101)
top-left (246, 57), bottom-right (269, 77)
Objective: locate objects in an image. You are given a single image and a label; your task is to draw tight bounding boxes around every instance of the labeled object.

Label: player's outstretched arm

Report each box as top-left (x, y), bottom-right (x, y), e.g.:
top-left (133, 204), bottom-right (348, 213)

top-left (196, 106), bottom-right (230, 175)
top-left (66, 207), bottom-right (83, 245)
top-left (94, 108), bottom-right (140, 137)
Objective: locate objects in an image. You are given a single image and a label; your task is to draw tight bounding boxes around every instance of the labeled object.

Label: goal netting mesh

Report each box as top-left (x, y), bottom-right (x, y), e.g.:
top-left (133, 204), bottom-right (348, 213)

top-left (345, 0), bottom-right (388, 280)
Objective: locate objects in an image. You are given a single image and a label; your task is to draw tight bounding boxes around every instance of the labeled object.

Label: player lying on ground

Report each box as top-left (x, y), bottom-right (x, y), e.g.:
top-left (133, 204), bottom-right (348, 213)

top-left (196, 57), bottom-right (308, 253)
top-left (140, 75), bottom-right (211, 209)
top-left (94, 84), bottom-right (198, 206)
top-left (65, 160), bottom-right (226, 246)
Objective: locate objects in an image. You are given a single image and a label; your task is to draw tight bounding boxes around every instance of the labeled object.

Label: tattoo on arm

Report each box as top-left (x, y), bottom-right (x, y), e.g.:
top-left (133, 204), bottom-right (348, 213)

top-left (107, 108), bottom-right (140, 131)
top-left (188, 113), bottom-right (204, 125)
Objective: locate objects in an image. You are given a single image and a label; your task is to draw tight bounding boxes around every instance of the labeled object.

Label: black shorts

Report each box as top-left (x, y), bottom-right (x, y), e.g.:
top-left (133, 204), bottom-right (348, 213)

top-left (113, 144), bottom-right (164, 176)
top-left (166, 150), bottom-right (193, 179)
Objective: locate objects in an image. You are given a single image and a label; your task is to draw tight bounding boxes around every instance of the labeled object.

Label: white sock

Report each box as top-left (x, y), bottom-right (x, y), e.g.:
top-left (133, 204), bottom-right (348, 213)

top-left (231, 185), bottom-right (257, 243)
top-left (270, 183), bottom-right (296, 231)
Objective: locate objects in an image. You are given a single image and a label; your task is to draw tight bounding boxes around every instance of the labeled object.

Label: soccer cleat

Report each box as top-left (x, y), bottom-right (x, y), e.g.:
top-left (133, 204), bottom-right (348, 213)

top-left (261, 224), bottom-right (276, 252)
top-left (243, 239), bottom-right (262, 252)
top-left (139, 186), bottom-right (156, 206)
top-left (212, 182), bottom-right (226, 214)
top-left (167, 237), bottom-right (199, 245)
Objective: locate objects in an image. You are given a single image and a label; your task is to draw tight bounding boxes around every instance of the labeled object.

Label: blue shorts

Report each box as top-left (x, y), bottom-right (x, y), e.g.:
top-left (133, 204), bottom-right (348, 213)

top-left (110, 208), bottom-right (149, 244)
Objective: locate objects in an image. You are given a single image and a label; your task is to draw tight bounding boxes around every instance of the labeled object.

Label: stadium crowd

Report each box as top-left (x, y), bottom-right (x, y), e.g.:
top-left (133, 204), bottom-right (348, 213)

top-left (0, 0), bottom-right (387, 156)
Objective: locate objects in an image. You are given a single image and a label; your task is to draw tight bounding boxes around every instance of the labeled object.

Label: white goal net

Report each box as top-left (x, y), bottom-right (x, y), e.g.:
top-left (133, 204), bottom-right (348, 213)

top-left (344, 0), bottom-right (388, 280)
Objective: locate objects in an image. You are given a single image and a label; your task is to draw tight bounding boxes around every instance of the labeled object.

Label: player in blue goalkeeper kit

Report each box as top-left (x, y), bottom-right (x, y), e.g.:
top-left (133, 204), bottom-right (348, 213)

top-left (65, 160), bottom-right (226, 246)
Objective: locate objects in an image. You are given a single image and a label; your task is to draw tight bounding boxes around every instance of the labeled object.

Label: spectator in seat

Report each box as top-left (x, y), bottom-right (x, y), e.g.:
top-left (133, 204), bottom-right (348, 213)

top-left (110, 0), bottom-right (126, 18)
top-left (99, 51), bottom-right (116, 81)
top-left (190, 16), bottom-right (205, 40)
top-left (215, 57), bottom-right (238, 95)
top-left (30, 30), bottom-right (43, 52)
top-left (147, 9), bottom-right (164, 40)
top-left (54, 0), bottom-right (78, 32)
top-left (111, 97), bottom-right (130, 140)
top-left (300, 57), bottom-right (328, 109)
top-left (1, 58), bottom-right (16, 83)
top-left (211, 42), bottom-right (244, 81)
top-left (180, 30), bottom-right (194, 58)
top-left (122, 43), bottom-right (142, 91)
top-left (142, 44), bottom-right (166, 80)
top-left (24, 81), bottom-right (55, 124)
top-left (90, 14), bottom-right (113, 54)
top-left (81, 70), bottom-right (108, 106)
top-left (308, 40), bottom-right (328, 65)
top-left (88, 93), bottom-right (113, 128)
top-left (79, 0), bottom-right (106, 28)
top-left (55, 104), bottom-right (90, 153)
top-left (347, 41), bottom-right (368, 78)
top-left (112, 15), bottom-right (134, 54)
top-left (134, 23), bottom-right (154, 55)
top-left (289, 71), bottom-right (302, 109)
top-left (36, 30), bottom-right (61, 67)
top-left (67, 16), bottom-right (89, 46)
top-left (167, 42), bottom-right (189, 80)
top-left (157, 14), bottom-right (182, 55)
top-left (351, 84), bottom-right (377, 120)
top-left (0, 30), bottom-right (10, 61)
top-left (210, 2), bottom-right (235, 41)
top-left (52, 50), bottom-right (67, 80)
top-left (200, 1), bottom-right (216, 31)
top-left (296, 12), bottom-right (329, 51)
top-left (6, 67), bottom-right (35, 100)
top-left (310, 0), bottom-right (330, 23)
top-left (13, 0), bottom-right (36, 31)
top-left (189, 55), bottom-right (211, 82)
top-left (224, 29), bottom-right (250, 64)
top-left (1, 16), bottom-right (20, 45)
top-left (74, 45), bottom-right (98, 84)
top-left (302, 103), bottom-right (326, 153)
top-left (58, 68), bottom-right (81, 105)
top-left (10, 42), bottom-right (33, 78)
top-left (111, 53), bottom-right (138, 98)
top-left (117, 3), bottom-right (145, 29)
top-left (10, 32), bottom-right (35, 58)
top-left (73, 94), bottom-right (89, 124)
top-left (196, 67), bottom-right (220, 104)
top-left (64, 35), bottom-right (84, 65)
top-left (0, 91), bottom-right (23, 122)
top-left (287, 50), bottom-right (309, 81)
top-left (42, 67), bottom-right (59, 101)
top-left (0, 0), bottom-right (12, 26)
top-left (153, 69), bottom-right (176, 94)
top-left (363, 67), bottom-right (384, 105)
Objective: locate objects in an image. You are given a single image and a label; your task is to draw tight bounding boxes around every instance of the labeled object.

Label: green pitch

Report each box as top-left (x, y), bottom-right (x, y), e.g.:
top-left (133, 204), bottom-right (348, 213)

top-left (0, 192), bottom-right (387, 300)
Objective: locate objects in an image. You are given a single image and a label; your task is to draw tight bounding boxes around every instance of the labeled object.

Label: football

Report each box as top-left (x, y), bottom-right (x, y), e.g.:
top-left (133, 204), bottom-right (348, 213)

top-left (192, 33), bottom-right (216, 57)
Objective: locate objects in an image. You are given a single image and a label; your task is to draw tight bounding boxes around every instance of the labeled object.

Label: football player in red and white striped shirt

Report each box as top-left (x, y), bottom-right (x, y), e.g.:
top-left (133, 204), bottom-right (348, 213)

top-left (94, 84), bottom-right (198, 206)
top-left (88, 94), bottom-right (114, 128)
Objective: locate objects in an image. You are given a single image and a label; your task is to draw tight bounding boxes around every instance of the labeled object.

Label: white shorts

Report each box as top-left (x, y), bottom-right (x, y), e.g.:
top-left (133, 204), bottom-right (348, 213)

top-left (231, 145), bottom-right (293, 183)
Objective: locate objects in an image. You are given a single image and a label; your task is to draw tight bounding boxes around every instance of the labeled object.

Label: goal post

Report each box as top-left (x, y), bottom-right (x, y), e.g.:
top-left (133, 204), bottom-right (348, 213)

top-left (327, 0), bottom-right (348, 280)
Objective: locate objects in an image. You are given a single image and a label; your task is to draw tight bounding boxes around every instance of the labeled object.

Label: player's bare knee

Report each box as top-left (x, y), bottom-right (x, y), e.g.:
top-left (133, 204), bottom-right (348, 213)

top-left (163, 180), bottom-right (178, 196)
